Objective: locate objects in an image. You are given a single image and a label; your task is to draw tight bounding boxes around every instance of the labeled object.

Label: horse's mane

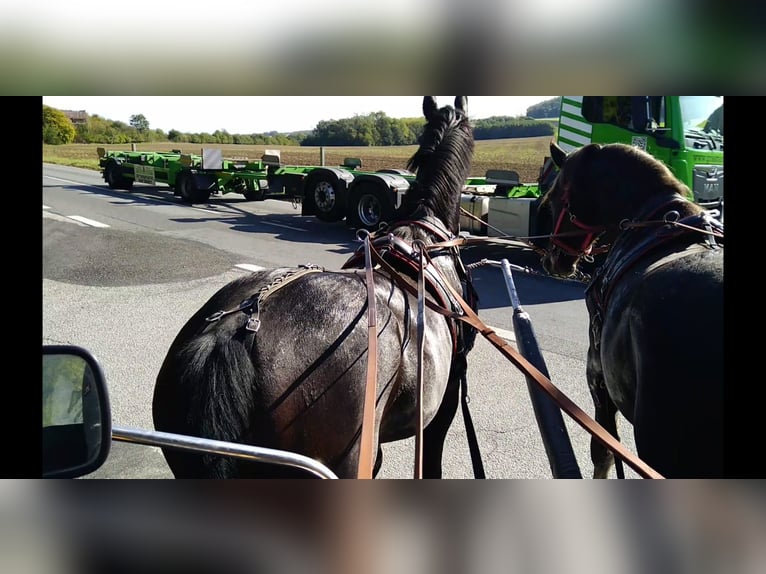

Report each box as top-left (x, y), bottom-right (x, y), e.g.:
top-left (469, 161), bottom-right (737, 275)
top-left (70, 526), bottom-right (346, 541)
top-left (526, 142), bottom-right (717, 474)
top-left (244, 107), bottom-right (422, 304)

top-left (603, 144), bottom-right (693, 197)
top-left (399, 97), bottom-right (474, 234)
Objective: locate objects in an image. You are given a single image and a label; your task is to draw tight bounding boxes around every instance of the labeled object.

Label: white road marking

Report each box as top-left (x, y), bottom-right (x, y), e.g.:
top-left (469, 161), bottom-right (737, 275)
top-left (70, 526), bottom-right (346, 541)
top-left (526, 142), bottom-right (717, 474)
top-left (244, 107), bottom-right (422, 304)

top-left (43, 204), bottom-right (51, 210)
top-left (44, 174), bottom-right (286, 218)
top-left (491, 326), bottom-right (516, 343)
top-left (44, 175), bottom-right (104, 189)
top-left (67, 216), bottom-right (110, 228)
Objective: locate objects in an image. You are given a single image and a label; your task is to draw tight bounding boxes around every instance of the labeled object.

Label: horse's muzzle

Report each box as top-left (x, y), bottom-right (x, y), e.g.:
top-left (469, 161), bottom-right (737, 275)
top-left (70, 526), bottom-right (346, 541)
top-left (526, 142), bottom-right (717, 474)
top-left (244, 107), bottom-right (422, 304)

top-left (542, 247), bottom-right (579, 279)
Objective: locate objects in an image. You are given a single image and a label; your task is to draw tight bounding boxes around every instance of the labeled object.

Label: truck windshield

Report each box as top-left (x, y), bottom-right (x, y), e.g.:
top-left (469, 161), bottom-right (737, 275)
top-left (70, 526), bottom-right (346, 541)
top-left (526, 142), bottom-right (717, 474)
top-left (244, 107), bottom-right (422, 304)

top-left (680, 96), bottom-right (723, 137)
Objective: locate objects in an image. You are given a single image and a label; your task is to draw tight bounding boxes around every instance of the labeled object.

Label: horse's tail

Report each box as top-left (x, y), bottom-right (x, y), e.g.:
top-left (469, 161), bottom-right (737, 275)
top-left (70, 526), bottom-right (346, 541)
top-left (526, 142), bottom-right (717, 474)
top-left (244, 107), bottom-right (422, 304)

top-left (155, 327), bottom-right (256, 478)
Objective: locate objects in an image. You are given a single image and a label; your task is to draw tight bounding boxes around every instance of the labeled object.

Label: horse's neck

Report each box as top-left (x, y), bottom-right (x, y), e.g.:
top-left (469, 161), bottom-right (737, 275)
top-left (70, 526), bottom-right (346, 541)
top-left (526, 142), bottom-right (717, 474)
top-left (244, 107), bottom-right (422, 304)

top-left (632, 191), bottom-right (699, 222)
top-left (601, 191), bottom-right (703, 245)
top-left (391, 212), bottom-right (454, 244)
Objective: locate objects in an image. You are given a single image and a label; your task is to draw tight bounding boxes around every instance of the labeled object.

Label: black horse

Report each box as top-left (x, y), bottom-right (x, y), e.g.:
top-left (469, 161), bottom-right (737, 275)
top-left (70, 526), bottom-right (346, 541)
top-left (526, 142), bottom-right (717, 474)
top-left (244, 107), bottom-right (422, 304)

top-left (152, 96), bottom-right (478, 478)
top-left (541, 142), bottom-right (724, 478)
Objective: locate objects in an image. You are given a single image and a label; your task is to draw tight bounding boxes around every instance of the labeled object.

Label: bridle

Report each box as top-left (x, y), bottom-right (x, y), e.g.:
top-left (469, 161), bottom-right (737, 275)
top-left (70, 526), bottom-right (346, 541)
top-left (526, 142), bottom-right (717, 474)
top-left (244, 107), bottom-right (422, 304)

top-left (549, 182), bottom-right (610, 259)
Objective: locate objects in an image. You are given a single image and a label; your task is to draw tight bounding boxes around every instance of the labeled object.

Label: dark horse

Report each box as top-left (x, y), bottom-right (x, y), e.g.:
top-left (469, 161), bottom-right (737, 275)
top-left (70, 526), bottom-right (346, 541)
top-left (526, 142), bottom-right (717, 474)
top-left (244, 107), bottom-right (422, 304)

top-left (541, 142), bottom-right (724, 478)
top-left (152, 96), bottom-right (478, 478)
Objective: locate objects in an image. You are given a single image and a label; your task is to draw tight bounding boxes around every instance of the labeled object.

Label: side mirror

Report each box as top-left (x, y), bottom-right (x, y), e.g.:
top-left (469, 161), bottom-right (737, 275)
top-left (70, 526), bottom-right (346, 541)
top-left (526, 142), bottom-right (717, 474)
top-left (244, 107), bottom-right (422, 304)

top-left (43, 345), bottom-right (111, 478)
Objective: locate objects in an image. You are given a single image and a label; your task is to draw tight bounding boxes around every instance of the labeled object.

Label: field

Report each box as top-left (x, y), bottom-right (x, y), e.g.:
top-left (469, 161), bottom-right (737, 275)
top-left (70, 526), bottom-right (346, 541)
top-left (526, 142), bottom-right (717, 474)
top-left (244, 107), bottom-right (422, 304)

top-left (42, 136), bottom-right (552, 183)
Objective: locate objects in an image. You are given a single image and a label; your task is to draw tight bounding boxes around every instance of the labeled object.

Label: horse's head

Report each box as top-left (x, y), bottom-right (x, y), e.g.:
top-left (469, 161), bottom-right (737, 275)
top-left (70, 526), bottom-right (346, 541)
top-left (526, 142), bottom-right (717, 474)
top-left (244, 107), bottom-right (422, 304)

top-left (401, 96), bottom-right (474, 235)
top-left (539, 142), bottom-right (608, 278)
top-left (540, 141), bottom-right (691, 278)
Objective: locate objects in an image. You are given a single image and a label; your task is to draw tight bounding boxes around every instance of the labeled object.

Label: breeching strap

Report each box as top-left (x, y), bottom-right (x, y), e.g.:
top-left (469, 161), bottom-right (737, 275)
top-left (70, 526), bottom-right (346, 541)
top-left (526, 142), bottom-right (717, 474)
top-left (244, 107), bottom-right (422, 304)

top-left (358, 235), bottom-right (378, 479)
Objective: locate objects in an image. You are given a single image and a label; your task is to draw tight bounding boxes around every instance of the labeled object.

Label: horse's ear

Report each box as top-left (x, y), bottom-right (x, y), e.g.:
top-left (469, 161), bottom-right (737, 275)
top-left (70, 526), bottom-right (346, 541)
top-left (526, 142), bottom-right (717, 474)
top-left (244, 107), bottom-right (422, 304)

top-left (455, 96), bottom-right (467, 113)
top-left (423, 97), bottom-right (438, 119)
top-left (550, 141), bottom-right (567, 168)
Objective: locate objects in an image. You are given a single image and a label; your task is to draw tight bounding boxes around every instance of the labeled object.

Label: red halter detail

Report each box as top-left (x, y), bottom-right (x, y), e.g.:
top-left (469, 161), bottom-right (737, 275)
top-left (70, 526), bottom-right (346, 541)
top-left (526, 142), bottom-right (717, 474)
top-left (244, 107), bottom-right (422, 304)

top-left (551, 184), bottom-right (607, 257)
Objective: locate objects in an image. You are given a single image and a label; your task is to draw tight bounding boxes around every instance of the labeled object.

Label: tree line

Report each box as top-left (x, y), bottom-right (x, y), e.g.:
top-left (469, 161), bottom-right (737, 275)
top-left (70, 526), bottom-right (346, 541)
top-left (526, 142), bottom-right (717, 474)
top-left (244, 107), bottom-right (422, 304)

top-left (43, 98), bottom-right (560, 146)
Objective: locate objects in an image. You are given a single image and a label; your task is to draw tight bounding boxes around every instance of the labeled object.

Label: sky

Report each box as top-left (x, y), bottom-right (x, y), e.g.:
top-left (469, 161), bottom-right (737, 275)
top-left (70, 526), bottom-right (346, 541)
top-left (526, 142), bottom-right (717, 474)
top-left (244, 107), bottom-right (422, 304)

top-left (41, 96), bottom-right (555, 135)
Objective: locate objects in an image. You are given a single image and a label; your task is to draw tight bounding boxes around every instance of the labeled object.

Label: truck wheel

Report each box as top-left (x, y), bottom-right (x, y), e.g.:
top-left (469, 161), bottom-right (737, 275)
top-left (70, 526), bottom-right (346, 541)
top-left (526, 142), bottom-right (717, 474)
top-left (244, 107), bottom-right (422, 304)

top-left (306, 172), bottom-right (344, 222)
top-left (348, 183), bottom-right (393, 231)
top-left (177, 172), bottom-right (210, 204)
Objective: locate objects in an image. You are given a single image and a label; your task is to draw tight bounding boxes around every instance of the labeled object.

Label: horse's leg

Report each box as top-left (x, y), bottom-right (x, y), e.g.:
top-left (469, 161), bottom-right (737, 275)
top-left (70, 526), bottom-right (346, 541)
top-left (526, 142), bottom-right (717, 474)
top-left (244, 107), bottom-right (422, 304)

top-left (587, 347), bottom-right (620, 479)
top-left (591, 391), bottom-right (620, 479)
top-left (422, 355), bottom-right (464, 479)
top-left (373, 446), bottom-right (384, 478)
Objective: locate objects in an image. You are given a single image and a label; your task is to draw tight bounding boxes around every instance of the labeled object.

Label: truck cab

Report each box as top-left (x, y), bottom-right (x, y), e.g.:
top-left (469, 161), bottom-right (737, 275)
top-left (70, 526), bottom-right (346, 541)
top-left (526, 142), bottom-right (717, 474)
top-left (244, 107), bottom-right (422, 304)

top-left (558, 96), bottom-right (724, 219)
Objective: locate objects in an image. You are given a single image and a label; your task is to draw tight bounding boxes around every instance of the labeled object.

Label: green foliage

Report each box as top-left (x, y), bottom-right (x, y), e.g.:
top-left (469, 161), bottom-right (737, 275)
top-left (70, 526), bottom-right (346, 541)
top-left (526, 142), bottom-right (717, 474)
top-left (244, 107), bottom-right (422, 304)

top-left (43, 105), bottom-right (76, 144)
top-left (45, 103), bottom-right (558, 147)
top-left (302, 112), bottom-right (422, 146)
top-left (42, 355), bottom-right (85, 426)
top-left (526, 97), bottom-right (562, 119)
top-left (473, 116), bottom-right (555, 140)
top-left (130, 113), bottom-right (150, 131)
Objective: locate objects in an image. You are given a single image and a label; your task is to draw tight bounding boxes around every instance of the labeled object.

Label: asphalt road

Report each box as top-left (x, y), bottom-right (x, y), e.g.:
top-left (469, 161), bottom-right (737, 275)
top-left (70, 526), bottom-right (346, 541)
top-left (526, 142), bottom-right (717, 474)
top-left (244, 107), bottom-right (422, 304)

top-left (42, 163), bottom-right (640, 479)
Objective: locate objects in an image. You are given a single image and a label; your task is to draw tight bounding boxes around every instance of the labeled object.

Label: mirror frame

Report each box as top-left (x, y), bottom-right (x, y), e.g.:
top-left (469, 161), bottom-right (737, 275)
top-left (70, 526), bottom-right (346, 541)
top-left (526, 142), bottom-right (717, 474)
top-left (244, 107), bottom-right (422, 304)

top-left (43, 345), bottom-right (112, 478)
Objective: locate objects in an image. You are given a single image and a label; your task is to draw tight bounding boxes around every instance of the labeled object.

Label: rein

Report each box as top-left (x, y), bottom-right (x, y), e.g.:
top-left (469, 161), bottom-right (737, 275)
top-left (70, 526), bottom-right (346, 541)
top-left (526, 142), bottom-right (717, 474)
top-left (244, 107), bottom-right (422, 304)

top-left (358, 236), bottom-right (379, 479)
top-left (350, 218), bottom-right (481, 479)
top-left (355, 225), bottom-right (663, 478)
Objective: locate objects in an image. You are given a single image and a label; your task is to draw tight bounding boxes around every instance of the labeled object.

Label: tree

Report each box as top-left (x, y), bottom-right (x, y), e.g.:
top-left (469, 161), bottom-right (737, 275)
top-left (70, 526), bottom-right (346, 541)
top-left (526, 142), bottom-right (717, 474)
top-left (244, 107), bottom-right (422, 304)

top-left (526, 98), bottom-right (562, 119)
top-left (42, 105), bottom-right (76, 144)
top-left (129, 114), bottom-right (150, 132)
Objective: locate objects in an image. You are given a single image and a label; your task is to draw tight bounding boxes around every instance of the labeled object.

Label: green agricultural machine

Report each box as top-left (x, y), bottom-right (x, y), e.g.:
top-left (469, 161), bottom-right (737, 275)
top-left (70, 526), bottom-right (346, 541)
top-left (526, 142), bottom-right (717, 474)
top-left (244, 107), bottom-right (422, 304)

top-left (97, 146), bottom-right (426, 230)
top-left (97, 96), bottom-right (723, 236)
top-left (97, 147), bottom-right (317, 204)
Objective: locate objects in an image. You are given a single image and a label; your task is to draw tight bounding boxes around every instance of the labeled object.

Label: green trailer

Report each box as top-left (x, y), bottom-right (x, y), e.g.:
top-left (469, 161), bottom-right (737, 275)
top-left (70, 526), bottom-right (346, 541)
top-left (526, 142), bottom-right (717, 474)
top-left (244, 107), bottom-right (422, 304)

top-left (97, 146), bottom-right (426, 230)
top-left (97, 147), bottom-right (317, 204)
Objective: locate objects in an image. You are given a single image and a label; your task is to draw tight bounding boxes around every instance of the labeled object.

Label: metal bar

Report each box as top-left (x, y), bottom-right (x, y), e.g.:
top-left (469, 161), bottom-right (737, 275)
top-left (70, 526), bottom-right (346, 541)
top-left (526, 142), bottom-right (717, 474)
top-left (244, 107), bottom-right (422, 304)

top-left (112, 426), bottom-right (338, 479)
top-left (497, 259), bottom-right (582, 479)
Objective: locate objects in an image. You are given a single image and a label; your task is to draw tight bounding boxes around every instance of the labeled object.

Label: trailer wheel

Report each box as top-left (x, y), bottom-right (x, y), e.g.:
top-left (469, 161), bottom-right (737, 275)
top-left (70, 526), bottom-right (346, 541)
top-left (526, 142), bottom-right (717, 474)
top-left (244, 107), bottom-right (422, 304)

top-left (104, 161), bottom-right (133, 191)
top-left (177, 171), bottom-right (210, 204)
top-left (243, 188), bottom-right (265, 201)
top-left (306, 172), bottom-right (344, 222)
top-left (347, 182), bottom-right (393, 231)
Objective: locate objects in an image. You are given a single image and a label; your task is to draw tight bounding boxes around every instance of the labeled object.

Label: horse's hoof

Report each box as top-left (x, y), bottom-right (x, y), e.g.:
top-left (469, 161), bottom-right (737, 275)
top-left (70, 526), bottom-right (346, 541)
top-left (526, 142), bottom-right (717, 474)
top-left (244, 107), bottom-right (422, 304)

top-left (592, 464), bottom-right (611, 479)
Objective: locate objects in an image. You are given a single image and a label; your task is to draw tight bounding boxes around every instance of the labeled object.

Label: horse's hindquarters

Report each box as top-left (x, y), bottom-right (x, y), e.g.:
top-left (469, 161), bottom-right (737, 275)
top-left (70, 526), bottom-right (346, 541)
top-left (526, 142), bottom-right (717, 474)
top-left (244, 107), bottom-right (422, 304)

top-left (153, 270), bottom-right (456, 478)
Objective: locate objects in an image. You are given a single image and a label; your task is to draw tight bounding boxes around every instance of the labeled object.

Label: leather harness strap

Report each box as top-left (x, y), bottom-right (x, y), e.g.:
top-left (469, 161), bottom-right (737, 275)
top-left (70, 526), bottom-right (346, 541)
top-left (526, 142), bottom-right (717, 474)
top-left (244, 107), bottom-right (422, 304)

top-left (357, 237), bottom-right (379, 479)
top-left (370, 245), bottom-right (664, 479)
top-left (414, 240), bottom-right (427, 479)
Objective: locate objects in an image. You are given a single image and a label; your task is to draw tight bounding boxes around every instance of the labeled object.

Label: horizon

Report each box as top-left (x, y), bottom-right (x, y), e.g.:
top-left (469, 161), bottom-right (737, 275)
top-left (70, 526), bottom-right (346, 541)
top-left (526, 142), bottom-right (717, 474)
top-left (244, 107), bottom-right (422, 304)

top-left (42, 96), bottom-right (557, 135)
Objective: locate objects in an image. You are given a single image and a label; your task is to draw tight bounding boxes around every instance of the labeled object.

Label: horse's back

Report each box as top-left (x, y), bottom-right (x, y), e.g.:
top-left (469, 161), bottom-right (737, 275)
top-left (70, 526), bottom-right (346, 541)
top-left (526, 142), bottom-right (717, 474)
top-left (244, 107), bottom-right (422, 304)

top-left (153, 266), bottom-right (454, 478)
top-left (600, 247), bottom-right (723, 477)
